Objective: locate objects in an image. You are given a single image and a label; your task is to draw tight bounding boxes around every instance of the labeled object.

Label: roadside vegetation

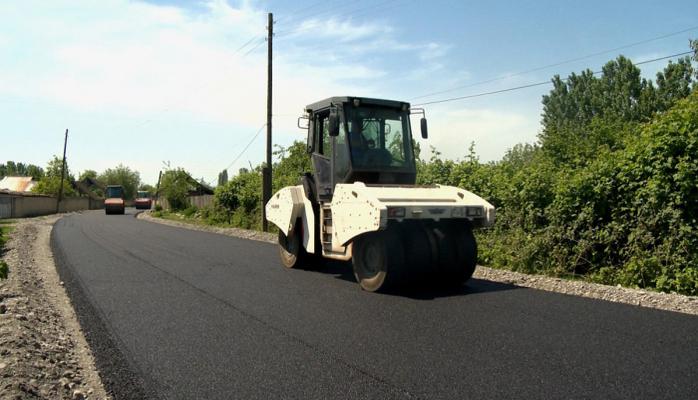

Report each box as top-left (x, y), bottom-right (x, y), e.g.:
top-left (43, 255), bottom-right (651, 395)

top-left (1, 156), bottom-right (152, 200)
top-left (155, 43), bottom-right (698, 295)
top-left (0, 219), bottom-right (14, 279)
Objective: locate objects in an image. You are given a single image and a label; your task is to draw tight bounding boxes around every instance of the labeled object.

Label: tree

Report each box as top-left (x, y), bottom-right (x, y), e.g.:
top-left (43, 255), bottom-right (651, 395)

top-left (0, 161), bottom-right (44, 179)
top-left (98, 164), bottom-right (141, 200)
top-left (539, 55), bottom-right (679, 165)
top-left (272, 141), bottom-right (312, 192)
top-left (214, 180), bottom-right (239, 223)
top-left (655, 57), bottom-right (694, 112)
top-left (25, 164), bottom-right (45, 180)
top-left (689, 40), bottom-right (698, 79)
top-left (31, 156), bottom-right (76, 197)
top-left (159, 168), bottom-right (192, 210)
top-left (217, 169), bottom-right (228, 186)
top-left (79, 169), bottom-right (98, 181)
top-left (138, 183), bottom-right (155, 194)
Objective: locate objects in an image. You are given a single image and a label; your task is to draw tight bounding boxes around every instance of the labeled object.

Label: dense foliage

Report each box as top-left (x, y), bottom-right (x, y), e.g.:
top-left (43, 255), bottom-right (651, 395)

top-left (159, 168), bottom-right (194, 210)
top-left (416, 51), bottom-right (698, 295)
top-left (98, 164), bottom-right (141, 200)
top-left (0, 161), bottom-right (44, 180)
top-left (31, 156), bottom-right (76, 197)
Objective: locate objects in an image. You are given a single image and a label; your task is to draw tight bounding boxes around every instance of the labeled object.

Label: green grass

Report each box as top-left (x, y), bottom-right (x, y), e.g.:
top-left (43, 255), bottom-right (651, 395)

top-left (0, 219), bottom-right (13, 280)
top-left (0, 223), bottom-right (14, 245)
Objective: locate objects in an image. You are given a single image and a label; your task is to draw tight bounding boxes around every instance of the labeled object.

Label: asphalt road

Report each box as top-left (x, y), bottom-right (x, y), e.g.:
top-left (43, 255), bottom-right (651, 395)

top-left (52, 209), bottom-right (698, 400)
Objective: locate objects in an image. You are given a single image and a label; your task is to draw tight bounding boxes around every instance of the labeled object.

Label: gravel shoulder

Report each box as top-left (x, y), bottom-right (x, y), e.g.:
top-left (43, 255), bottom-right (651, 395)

top-left (139, 211), bottom-right (698, 316)
top-left (0, 215), bottom-right (109, 400)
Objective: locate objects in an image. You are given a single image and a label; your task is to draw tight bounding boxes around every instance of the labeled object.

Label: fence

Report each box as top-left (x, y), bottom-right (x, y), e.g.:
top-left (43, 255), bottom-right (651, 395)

top-left (0, 192), bottom-right (104, 219)
top-left (155, 194), bottom-right (214, 210)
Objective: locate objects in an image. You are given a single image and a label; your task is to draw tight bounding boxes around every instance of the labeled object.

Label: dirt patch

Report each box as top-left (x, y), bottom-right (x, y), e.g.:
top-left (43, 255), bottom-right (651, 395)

top-left (0, 215), bottom-right (109, 399)
top-left (139, 211), bottom-right (698, 315)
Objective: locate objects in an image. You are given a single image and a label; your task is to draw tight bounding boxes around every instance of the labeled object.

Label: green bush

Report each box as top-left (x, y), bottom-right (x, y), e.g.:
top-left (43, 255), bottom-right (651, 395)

top-left (0, 261), bottom-right (7, 280)
top-left (182, 205), bottom-right (198, 218)
top-left (160, 168), bottom-right (191, 210)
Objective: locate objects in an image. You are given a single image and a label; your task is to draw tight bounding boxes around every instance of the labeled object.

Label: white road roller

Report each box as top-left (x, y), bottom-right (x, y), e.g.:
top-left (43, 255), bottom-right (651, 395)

top-left (266, 96), bottom-right (495, 292)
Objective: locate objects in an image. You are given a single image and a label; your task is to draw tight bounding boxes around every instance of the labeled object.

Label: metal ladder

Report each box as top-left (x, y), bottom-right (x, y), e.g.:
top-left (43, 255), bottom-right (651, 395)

top-left (321, 206), bottom-right (333, 252)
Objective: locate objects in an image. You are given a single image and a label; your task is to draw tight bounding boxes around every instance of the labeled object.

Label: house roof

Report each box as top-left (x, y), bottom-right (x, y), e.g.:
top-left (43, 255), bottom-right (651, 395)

top-left (186, 174), bottom-right (214, 195)
top-left (0, 176), bottom-right (37, 192)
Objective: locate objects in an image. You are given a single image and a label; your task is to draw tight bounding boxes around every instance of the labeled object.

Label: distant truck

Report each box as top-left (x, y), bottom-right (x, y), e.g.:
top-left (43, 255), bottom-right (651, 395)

top-left (134, 191), bottom-right (152, 210)
top-left (105, 185), bottom-right (126, 215)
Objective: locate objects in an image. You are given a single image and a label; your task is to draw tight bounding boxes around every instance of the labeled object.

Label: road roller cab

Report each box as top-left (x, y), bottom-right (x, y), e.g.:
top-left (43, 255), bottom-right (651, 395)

top-left (105, 185), bottom-right (126, 215)
top-left (266, 96), bottom-right (495, 292)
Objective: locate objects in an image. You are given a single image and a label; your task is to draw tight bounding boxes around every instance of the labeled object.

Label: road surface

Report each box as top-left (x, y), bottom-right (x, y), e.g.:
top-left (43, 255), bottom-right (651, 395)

top-left (51, 209), bottom-right (698, 399)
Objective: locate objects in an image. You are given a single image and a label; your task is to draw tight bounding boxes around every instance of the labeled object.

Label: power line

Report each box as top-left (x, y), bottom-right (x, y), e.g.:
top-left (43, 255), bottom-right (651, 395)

top-left (234, 35), bottom-right (262, 53)
top-left (242, 37), bottom-right (266, 57)
top-left (411, 25), bottom-right (698, 101)
top-left (223, 123), bottom-right (266, 172)
top-left (275, 0), bottom-right (343, 25)
top-left (413, 51), bottom-right (693, 107)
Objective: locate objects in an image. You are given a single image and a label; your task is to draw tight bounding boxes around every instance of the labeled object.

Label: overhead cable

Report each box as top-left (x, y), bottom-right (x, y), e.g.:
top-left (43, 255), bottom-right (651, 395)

top-left (413, 51), bottom-right (694, 106)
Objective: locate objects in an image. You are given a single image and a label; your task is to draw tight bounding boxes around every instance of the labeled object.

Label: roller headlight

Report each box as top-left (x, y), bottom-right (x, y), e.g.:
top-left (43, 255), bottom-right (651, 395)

top-left (466, 206), bottom-right (483, 217)
top-left (451, 207), bottom-right (467, 218)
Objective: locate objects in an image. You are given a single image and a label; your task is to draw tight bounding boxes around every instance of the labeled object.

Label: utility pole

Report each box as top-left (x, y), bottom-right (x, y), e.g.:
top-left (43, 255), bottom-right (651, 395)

top-left (262, 12), bottom-right (273, 231)
top-left (154, 170), bottom-right (162, 206)
top-left (56, 129), bottom-right (69, 213)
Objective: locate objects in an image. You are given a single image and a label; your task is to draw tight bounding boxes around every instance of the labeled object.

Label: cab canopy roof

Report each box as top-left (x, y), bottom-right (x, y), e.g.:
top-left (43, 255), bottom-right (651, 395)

top-left (304, 96), bottom-right (410, 113)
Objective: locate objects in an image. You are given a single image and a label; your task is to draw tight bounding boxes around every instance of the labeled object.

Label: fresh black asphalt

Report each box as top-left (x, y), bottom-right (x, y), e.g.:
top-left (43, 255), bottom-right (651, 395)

top-left (51, 209), bottom-right (698, 399)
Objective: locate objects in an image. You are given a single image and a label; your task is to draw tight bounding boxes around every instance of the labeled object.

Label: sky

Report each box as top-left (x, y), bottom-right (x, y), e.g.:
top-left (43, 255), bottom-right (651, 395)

top-left (1, 0), bottom-right (697, 185)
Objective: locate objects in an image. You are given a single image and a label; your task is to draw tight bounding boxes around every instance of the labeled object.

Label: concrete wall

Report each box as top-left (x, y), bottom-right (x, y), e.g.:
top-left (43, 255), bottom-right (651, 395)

top-left (0, 193), bottom-right (104, 219)
top-left (12, 196), bottom-right (56, 218)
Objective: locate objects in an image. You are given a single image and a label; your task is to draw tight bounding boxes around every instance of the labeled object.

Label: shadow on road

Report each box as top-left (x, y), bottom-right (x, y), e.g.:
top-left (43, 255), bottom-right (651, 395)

top-left (402, 278), bottom-right (520, 300)
top-left (304, 259), bottom-right (520, 300)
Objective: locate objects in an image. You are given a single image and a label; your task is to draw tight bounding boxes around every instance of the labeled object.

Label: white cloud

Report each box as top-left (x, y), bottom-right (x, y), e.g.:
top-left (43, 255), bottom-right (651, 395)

top-left (0, 0), bottom-right (361, 127)
top-left (1, 0), bottom-right (543, 183)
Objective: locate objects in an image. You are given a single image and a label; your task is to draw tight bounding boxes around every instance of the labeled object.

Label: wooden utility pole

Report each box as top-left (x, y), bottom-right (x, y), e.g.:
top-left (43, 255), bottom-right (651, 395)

top-left (262, 12), bottom-right (273, 231)
top-left (154, 170), bottom-right (163, 206)
top-left (56, 129), bottom-right (69, 213)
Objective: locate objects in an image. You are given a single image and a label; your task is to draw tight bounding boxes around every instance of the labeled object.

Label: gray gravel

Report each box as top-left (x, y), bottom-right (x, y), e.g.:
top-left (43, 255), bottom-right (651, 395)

top-left (0, 215), bottom-right (109, 400)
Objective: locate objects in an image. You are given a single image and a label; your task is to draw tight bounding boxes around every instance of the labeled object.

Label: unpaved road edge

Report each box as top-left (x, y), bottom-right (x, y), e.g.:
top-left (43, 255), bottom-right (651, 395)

top-left (0, 214), bottom-right (109, 399)
top-left (138, 211), bottom-right (698, 316)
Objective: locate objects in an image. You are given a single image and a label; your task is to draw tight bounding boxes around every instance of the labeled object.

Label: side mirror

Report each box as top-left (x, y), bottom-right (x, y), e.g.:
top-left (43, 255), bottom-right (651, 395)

top-left (329, 108), bottom-right (340, 137)
top-left (420, 117), bottom-right (428, 139)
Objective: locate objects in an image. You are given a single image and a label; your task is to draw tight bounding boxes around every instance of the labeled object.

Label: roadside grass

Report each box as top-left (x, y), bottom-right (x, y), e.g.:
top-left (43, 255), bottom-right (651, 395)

top-left (0, 219), bottom-right (14, 279)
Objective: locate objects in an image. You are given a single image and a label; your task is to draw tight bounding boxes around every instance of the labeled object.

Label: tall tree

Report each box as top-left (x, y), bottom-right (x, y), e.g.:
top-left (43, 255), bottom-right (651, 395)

top-left (159, 168), bottom-right (192, 210)
top-left (79, 169), bottom-right (98, 181)
top-left (655, 57), bottom-right (694, 111)
top-left (218, 169), bottom-right (228, 186)
top-left (32, 156), bottom-right (76, 196)
top-left (98, 164), bottom-right (141, 200)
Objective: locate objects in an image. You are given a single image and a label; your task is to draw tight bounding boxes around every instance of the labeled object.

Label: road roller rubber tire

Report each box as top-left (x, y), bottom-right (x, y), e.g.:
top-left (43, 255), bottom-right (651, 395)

top-left (451, 225), bottom-right (478, 283)
top-left (352, 229), bottom-right (406, 292)
top-left (278, 222), bottom-right (308, 269)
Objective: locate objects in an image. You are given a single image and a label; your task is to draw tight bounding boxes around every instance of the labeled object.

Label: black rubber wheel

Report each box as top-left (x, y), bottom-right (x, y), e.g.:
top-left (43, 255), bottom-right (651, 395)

top-left (436, 224), bottom-right (477, 285)
top-left (278, 222), bottom-right (308, 269)
top-left (400, 223), bottom-right (433, 286)
top-left (352, 229), bottom-right (405, 292)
